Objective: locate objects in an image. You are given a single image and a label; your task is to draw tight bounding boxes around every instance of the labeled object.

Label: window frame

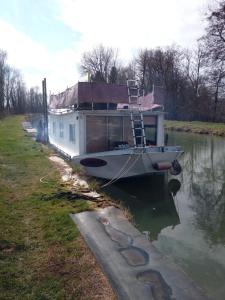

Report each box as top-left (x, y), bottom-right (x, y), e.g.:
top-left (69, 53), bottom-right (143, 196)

top-left (144, 116), bottom-right (158, 146)
top-left (52, 121), bottom-right (56, 136)
top-left (59, 122), bottom-right (64, 138)
top-left (69, 123), bottom-right (76, 143)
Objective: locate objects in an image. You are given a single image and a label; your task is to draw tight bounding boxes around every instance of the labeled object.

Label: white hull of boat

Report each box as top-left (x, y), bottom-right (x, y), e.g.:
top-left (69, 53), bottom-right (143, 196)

top-left (73, 146), bottom-right (183, 179)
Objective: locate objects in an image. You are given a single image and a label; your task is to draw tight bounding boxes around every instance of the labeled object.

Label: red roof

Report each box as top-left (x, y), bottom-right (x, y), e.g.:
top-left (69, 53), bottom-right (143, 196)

top-left (49, 82), bottom-right (165, 111)
top-left (49, 82), bottom-right (129, 109)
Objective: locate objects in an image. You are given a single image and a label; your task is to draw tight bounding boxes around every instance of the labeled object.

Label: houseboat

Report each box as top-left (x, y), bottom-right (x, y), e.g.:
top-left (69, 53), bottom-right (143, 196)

top-left (48, 81), bottom-right (183, 179)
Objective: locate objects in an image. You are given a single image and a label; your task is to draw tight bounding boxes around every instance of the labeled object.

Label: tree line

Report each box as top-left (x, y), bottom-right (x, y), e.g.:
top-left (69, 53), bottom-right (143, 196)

top-left (1, 1), bottom-right (225, 122)
top-left (80, 1), bottom-right (225, 122)
top-left (0, 50), bottom-right (43, 115)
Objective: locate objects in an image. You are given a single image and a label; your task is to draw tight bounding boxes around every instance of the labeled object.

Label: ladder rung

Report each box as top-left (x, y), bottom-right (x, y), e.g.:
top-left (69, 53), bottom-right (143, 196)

top-left (129, 102), bottom-right (146, 148)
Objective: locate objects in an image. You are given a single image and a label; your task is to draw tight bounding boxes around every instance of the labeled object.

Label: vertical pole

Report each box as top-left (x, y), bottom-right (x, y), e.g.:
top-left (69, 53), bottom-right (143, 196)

top-left (42, 78), bottom-right (48, 143)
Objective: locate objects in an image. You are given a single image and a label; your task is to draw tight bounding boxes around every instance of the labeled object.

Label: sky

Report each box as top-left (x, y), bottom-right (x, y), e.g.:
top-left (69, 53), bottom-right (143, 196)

top-left (0, 0), bottom-right (209, 94)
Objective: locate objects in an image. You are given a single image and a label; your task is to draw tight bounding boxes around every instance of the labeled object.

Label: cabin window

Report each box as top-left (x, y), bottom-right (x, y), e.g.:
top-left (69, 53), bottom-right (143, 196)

top-left (123, 117), bottom-right (133, 146)
top-left (86, 116), bottom-right (107, 153)
top-left (108, 116), bottom-right (123, 150)
top-left (52, 122), bottom-right (56, 136)
top-left (144, 116), bottom-right (157, 146)
top-left (69, 124), bottom-right (75, 143)
top-left (59, 122), bottom-right (64, 138)
top-left (86, 115), bottom-right (133, 153)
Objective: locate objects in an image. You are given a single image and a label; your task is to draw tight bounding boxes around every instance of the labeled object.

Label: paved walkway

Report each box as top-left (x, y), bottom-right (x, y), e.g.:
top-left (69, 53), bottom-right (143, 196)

top-left (70, 207), bottom-right (211, 300)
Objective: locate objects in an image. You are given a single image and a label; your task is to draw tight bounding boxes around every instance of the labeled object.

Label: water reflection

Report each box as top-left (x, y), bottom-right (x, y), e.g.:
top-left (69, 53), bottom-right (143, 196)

top-left (104, 132), bottom-right (225, 300)
top-left (168, 178), bottom-right (181, 196)
top-left (172, 132), bottom-right (225, 246)
top-left (104, 176), bottom-right (181, 241)
top-left (157, 133), bottom-right (225, 300)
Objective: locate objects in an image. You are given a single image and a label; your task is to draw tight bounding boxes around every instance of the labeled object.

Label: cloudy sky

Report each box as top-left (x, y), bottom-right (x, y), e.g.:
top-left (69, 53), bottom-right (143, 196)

top-left (0, 0), bottom-right (209, 93)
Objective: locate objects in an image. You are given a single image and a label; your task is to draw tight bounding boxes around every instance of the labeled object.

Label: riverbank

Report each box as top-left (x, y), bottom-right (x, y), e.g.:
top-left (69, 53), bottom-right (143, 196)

top-left (165, 120), bottom-right (225, 136)
top-left (0, 116), bottom-right (115, 299)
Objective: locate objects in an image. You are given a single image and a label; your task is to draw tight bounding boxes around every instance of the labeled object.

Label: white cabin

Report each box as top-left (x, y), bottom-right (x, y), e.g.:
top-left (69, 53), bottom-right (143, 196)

top-left (49, 109), bottom-right (165, 158)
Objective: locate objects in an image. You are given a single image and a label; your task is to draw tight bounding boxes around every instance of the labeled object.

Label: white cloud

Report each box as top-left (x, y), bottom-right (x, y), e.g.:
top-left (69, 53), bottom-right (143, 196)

top-left (0, 0), bottom-right (209, 93)
top-left (58, 0), bottom-right (208, 60)
top-left (0, 19), bottom-right (81, 93)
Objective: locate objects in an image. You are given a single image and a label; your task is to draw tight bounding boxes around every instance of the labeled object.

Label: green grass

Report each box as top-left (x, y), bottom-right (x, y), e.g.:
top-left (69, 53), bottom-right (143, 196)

top-left (0, 116), bottom-right (112, 300)
top-left (165, 120), bottom-right (225, 136)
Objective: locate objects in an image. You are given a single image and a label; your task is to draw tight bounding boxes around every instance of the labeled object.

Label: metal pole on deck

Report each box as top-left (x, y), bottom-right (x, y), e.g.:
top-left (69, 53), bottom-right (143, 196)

top-left (42, 78), bottom-right (48, 143)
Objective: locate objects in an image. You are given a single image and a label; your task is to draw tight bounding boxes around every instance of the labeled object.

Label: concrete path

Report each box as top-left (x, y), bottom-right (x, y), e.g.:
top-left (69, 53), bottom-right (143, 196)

top-left (70, 207), bottom-right (211, 300)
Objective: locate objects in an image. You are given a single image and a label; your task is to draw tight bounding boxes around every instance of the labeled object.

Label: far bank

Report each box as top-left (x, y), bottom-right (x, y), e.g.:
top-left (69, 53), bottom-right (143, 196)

top-left (165, 120), bottom-right (225, 137)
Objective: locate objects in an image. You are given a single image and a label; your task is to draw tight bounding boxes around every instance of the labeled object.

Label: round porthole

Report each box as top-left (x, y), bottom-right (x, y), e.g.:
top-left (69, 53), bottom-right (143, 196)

top-left (80, 158), bottom-right (107, 167)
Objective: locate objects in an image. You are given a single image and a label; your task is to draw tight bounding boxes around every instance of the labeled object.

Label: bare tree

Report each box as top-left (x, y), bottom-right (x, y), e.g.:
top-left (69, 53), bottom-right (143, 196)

top-left (0, 48), bottom-right (44, 115)
top-left (4, 66), bottom-right (19, 113)
top-left (108, 66), bottom-right (118, 84)
top-left (183, 43), bottom-right (205, 99)
top-left (203, 1), bottom-right (225, 62)
top-left (80, 45), bottom-right (118, 82)
top-left (0, 50), bottom-right (7, 113)
top-left (116, 62), bottom-right (136, 84)
top-left (4, 65), bottom-right (11, 113)
top-left (7, 68), bottom-right (26, 113)
top-left (136, 46), bottom-right (190, 119)
top-left (26, 87), bottom-right (43, 113)
top-left (200, 1), bottom-right (225, 121)
top-left (207, 61), bottom-right (225, 121)
top-left (136, 49), bottom-right (150, 90)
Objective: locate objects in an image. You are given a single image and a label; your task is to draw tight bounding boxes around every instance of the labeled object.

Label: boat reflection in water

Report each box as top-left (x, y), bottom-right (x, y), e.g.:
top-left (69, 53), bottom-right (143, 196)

top-left (103, 175), bottom-right (181, 241)
top-left (103, 132), bottom-right (225, 300)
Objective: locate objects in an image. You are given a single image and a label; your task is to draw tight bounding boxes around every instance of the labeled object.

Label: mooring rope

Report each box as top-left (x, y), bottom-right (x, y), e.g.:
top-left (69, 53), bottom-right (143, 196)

top-left (101, 154), bottom-right (133, 188)
top-left (116, 152), bottom-right (142, 180)
top-left (101, 150), bottom-right (143, 188)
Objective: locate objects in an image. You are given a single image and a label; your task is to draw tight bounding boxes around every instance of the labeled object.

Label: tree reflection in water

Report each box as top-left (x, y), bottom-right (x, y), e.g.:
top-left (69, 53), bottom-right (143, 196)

top-left (160, 132), bottom-right (225, 300)
top-left (181, 134), bottom-right (225, 245)
top-left (103, 132), bottom-right (225, 300)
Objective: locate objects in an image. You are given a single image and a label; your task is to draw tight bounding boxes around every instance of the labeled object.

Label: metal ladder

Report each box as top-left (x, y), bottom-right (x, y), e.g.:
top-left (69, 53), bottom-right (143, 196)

top-left (127, 80), bottom-right (146, 148)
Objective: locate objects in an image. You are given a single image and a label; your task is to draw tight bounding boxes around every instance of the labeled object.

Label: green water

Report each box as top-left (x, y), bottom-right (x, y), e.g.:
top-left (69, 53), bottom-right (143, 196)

top-left (104, 132), bottom-right (225, 300)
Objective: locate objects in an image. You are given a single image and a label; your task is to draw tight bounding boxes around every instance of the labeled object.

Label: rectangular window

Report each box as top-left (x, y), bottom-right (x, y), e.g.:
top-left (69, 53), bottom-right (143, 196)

top-left (144, 116), bottom-right (157, 146)
top-left (69, 124), bottom-right (75, 143)
top-left (108, 116), bottom-right (123, 150)
top-left (86, 116), bottom-right (134, 154)
top-left (52, 122), bottom-right (56, 136)
top-left (59, 122), bottom-right (64, 138)
top-left (122, 117), bottom-right (133, 147)
top-left (86, 116), bottom-right (107, 153)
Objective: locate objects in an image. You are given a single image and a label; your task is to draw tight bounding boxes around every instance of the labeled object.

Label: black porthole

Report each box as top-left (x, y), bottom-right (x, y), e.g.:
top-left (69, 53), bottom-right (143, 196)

top-left (80, 158), bottom-right (107, 167)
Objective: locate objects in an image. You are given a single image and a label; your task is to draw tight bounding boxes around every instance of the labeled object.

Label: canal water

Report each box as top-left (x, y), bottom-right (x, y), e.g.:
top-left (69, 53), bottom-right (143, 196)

top-left (103, 132), bottom-right (225, 300)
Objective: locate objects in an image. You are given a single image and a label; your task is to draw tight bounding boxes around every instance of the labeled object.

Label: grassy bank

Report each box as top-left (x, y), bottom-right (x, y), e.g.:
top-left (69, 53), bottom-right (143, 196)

top-left (0, 116), bottom-right (114, 300)
top-left (165, 120), bottom-right (225, 136)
